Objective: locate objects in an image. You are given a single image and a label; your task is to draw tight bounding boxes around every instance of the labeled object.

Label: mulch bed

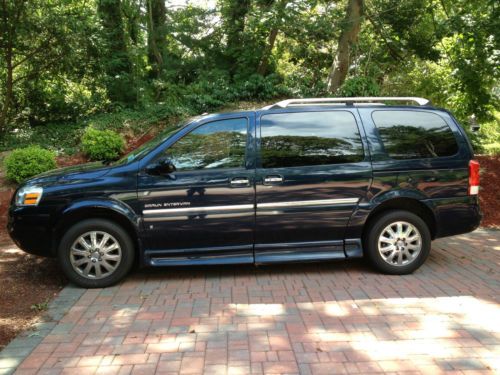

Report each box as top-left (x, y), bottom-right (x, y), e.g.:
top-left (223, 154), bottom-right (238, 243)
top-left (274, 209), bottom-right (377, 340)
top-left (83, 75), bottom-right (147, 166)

top-left (123, 131), bottom-right (156, 154)
top-left (0, 243), bottom-right (65, 351)
top-left (477, 155), bottom-right (500, 228)
top-left (0, 145), bottom-right (498, 350)
top-left (0, 173), bottom-right (65, 351)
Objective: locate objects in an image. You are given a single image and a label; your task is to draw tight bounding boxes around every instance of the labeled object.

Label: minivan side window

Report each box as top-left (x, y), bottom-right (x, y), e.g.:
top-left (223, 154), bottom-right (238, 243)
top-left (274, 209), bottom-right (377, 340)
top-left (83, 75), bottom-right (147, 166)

top-left (163, 118), bottom-right (247, 171)
top-left (372, 110), bottom-right (458, 160)
top-left (260, 111), bottom-right (364, 168)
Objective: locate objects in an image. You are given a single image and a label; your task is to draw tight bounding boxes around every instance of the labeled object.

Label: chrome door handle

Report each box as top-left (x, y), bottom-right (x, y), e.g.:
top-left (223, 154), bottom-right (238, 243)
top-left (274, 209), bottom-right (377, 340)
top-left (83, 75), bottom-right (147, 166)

top-left (230, 178), bottom-right (250, 186)
top-left (264, 175), bottom-right (283, 184)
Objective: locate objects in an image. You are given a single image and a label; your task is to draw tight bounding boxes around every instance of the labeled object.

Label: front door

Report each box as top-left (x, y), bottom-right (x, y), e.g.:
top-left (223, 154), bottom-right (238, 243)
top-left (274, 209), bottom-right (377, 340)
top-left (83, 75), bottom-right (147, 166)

top-left (138, 115), bottom-right (256, 266)
top-left (254, 109), bottom-right (372, 262)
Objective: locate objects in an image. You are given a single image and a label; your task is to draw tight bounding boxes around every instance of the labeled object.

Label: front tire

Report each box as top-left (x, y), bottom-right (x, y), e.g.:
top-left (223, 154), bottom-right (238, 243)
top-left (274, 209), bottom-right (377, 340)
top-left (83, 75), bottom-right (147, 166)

top-left (365, 210), bottom-right (431, 275)
top-left (58, 219), bottom-right (135, 288)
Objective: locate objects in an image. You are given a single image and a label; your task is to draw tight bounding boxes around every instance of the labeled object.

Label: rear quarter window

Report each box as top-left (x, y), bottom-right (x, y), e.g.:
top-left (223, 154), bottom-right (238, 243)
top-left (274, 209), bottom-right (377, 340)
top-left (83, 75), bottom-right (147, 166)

top-left (372, 110), bottom-right (459, 160)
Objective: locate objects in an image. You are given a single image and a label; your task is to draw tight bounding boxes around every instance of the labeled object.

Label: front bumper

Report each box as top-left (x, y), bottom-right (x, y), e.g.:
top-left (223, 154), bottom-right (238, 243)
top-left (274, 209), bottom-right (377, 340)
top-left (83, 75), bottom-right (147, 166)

top-left (8, 206), bottom-right (55, 257)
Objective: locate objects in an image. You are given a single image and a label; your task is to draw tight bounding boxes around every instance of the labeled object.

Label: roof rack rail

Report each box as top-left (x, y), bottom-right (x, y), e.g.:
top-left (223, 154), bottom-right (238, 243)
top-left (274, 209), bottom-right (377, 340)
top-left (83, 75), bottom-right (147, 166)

top-left (262, 97), bottom-right (431, 109)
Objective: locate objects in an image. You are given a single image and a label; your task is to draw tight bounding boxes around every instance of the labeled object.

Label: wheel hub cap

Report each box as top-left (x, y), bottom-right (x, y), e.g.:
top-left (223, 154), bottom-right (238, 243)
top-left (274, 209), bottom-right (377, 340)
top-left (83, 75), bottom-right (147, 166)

top-left (377, 221), bottom-right (422, 266)
top-left (70, 231), bottom-right (122, 280)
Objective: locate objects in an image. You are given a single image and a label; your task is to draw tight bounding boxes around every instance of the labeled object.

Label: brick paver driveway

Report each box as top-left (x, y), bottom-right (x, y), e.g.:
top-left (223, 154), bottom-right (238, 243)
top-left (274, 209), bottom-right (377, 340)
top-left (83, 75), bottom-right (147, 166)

top-left (7, 229), bottom-right (500, 374)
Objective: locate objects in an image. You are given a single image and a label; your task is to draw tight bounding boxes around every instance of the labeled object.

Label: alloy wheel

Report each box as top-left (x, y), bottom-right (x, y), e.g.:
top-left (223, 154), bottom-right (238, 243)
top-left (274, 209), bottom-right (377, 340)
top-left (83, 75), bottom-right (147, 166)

top-left (69, 231), bottom-right (122, 279)
top-left (377, 221), bottom-right (422, 266)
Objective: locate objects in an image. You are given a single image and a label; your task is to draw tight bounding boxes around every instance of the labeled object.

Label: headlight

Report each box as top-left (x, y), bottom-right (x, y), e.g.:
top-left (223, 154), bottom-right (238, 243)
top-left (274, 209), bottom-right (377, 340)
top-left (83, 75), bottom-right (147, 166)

top-left (15, 186), bottom-right (43, 206)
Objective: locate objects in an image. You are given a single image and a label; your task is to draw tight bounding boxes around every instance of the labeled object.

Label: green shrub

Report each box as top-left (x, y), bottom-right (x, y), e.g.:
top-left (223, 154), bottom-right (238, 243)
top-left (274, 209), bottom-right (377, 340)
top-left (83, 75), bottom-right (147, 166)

top-left (467, 112), bottom-right (500, 155)
top-left (179, 74), bottom-right (289, 114)
top-left (483, 143), bottom-right (500, 155)
top-left (4, 146), bottom-right (57, 183)
top-left (339, 77), bottom-right (380, 97)
top-left (234, 74), bottom-right (289, 101)
top-left (81, 127), bottom-right (125, 161)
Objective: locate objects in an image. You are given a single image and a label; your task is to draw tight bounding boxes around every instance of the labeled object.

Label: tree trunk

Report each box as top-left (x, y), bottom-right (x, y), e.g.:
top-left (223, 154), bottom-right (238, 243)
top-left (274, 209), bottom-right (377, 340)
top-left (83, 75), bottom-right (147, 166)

top-left (257, 28), bottom-right (278, 76)
top-left (0, 47), bottom-right (13, 133)
top-left (97, 0), bottom-right (135, 104)
top-left (122, 0), bottom-right (141, 47)
top-left (147, 0), bottom-right (167, 78)
top-left (326, 0), bottom-right (364, 94)
top-left (223, 0), bottom-right (251, 76)
top-left (257, 0), bottom-right (288, 76)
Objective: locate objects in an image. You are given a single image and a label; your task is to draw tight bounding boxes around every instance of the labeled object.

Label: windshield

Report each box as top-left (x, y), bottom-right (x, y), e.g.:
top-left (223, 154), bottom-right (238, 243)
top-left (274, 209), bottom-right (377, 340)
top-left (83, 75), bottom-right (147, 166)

top-left (115, 119), bottom-right (194, 165)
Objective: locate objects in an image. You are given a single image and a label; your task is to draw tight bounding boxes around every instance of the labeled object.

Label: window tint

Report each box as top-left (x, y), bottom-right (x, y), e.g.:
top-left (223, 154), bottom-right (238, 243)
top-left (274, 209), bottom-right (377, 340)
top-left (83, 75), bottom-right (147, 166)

top-left (372, 110), bottom-right (458, 160)
top-left (260, 111), bottom-right (364, 168)
top-left (164, 118), bottom-right (247, 171)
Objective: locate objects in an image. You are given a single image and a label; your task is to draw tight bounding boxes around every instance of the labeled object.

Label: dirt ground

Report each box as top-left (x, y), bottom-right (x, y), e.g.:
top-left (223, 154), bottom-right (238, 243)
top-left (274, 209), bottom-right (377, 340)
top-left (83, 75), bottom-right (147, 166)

top-left (0, 166), bottom-right (65, 351)
top-left (0, 242), bottom-right (65, 351)
top-left (0, 151), bottom-right (498, 351)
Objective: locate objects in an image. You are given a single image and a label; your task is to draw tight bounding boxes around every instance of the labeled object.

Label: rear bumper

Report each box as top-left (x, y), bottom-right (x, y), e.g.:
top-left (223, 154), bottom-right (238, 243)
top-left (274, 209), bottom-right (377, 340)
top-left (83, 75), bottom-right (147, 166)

top-left (428, 196), bottom-right (482, 239)
top-left (7, 206), bottom-right (55, 257)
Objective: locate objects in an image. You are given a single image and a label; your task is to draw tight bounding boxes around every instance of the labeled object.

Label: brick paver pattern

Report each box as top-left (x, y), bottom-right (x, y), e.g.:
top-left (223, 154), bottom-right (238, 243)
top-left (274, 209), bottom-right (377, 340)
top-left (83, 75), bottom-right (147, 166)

top-left (12, 230), bottom-right (500, 374)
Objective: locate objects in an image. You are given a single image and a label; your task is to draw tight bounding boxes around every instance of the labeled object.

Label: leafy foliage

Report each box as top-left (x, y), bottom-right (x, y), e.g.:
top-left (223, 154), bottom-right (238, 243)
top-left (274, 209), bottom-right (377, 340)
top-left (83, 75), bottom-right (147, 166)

top-left (0, 1), bottom-right (105, 130)
top-left (0, 0), bottom-right (497, 157)
top-left (81, 127), bottom-right (125, 161)
top-left (469, 111), bottom-right (500, 155)
top-left (339, 77), bottom-right (380, 97)
top-left (4, 146), bottom-right (56, 183)
top-left (97, 0), bottom-right (136, 104)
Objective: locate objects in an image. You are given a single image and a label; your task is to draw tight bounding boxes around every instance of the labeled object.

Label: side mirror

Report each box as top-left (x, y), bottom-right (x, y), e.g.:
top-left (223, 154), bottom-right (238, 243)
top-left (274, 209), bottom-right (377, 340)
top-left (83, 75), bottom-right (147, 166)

top-left (146, 158), bottom-right (176, 176)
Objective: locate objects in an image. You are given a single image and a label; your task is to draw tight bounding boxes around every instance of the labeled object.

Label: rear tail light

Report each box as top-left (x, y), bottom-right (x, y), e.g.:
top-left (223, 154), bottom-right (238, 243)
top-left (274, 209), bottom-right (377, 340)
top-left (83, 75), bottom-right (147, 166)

top-left (468, 160), bottom-right (480, 195)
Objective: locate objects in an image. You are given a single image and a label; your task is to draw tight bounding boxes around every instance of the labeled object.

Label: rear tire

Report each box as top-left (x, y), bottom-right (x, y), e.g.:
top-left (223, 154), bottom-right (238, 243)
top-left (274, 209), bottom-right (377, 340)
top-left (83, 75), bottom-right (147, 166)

top-left (365, 210), bottom-right (431, 275)
top-left (58, 219), bottom-right (135, 288)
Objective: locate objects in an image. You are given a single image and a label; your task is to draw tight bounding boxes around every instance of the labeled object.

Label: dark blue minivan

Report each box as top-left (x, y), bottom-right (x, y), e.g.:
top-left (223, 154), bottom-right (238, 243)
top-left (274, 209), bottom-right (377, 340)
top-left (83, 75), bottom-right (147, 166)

top-left (8, 97), bottom-right (482, 288)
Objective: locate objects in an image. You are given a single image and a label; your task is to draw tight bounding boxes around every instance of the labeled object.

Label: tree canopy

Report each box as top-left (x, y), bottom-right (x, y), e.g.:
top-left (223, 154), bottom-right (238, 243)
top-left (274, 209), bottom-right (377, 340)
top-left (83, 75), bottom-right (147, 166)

top-left (0, 0), bottom-right (498, 142)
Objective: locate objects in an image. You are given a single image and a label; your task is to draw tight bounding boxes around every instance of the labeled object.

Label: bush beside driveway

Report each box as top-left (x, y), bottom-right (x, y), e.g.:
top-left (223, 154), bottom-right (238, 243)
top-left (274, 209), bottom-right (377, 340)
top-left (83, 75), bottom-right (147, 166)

top-left (0, 229), bottom-right (498, 375)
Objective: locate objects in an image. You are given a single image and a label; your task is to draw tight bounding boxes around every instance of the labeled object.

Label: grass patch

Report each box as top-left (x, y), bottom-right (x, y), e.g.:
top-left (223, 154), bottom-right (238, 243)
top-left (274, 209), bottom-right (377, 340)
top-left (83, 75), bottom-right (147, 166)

top-left (30, 299), bottom-right (50, 312)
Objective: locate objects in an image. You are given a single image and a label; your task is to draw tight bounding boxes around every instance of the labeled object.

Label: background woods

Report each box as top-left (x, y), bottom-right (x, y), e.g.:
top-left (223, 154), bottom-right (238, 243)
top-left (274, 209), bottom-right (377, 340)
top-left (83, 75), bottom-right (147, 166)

top-left (0, 0), bottom-right (498, 156)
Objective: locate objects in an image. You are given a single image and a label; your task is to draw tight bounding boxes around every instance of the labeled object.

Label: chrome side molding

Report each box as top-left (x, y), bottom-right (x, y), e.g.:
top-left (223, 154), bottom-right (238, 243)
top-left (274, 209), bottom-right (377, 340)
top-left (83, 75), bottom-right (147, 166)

top-left (143, 204), bottom-right (254, 215)
top-left (257, 198), bottom-right (359, 209)
top-left (143, 198), bottom-right (360, 216)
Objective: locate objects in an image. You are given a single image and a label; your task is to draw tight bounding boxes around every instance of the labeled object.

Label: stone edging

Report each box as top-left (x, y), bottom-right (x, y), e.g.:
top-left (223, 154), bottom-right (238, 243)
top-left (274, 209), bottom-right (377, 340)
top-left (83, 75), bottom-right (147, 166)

top-left (0, 285), bottom-right (84, 375)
